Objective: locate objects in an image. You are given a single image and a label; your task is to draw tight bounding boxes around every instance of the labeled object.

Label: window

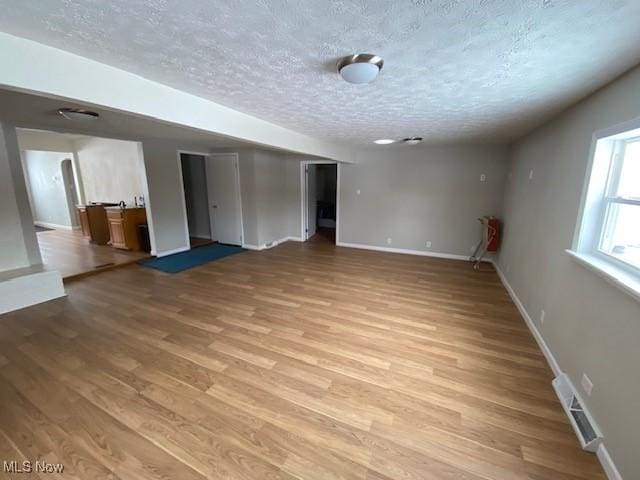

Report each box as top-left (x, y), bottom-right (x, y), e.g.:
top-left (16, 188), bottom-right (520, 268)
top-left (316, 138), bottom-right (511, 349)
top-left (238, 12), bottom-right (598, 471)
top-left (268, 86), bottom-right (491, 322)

top-left (598, 138), bottom-right (640, 270)
top-left (571, 119), bottom-right (640, 301)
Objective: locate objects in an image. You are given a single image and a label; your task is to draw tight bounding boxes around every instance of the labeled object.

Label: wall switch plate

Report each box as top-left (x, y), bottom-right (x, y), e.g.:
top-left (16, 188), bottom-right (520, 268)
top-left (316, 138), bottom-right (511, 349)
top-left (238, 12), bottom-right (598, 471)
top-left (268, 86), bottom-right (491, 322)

top-left (582, 373), bottom-right (594, 396)
top-left (540, 309), bottom-right (545, 324)
top-left (356, 189), bottom-right (361, 195)
top-left (386, 238), bottom-right (392, 245)
top-left (529, 169), bottom-right (534, 180)
top-left (480, 174), bottom-right (486, 182)
top-left (426, 241), bottom-right (432, 248)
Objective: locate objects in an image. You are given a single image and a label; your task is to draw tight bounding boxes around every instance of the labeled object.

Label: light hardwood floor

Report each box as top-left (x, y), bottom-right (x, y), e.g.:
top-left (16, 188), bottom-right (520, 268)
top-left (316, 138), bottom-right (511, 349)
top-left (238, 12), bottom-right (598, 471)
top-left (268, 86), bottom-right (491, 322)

top-left (0, 237), bottom-right (605, 480)
top-left (37, 228), bottom-right (149, 279)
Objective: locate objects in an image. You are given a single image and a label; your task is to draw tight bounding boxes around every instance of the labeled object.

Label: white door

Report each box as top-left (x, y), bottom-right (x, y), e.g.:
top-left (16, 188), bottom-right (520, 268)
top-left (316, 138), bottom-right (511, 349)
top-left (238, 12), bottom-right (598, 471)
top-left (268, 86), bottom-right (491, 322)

top-left (205, 154), bottom-right (243, 246)
top-left (306, 164), bottom-right (317, 239)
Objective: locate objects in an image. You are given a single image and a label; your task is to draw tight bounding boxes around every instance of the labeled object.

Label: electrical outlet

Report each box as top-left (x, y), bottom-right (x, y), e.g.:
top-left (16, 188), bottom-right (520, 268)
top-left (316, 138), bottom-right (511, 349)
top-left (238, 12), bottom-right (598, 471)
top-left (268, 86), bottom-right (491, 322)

top-left (582, 373), bottom-right (594, 396)
top-left (386, 237), bottom-right (392, 245)
top-left (529, 169), bottom-right (534, 180)
top-left (356, 189), bottom-right (361, 195)
top-left (480, 174), bottom-right (486, 182)
top-left (540, 309), bottom-right (545, 325)
top-left (426, 241), bottom-right (432, 248)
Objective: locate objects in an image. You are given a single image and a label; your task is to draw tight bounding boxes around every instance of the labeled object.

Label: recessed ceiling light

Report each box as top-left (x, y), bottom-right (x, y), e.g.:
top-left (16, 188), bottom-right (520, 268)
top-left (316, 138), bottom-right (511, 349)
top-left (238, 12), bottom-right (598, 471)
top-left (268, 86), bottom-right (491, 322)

top-left (338, 54), bottom-right (384, 84)
top-left (374, 139), bottom-right (395, 145)
top-left (403, 137), bottom-right (423, 145)
top-left (58, 108), bottom-right (100, 121)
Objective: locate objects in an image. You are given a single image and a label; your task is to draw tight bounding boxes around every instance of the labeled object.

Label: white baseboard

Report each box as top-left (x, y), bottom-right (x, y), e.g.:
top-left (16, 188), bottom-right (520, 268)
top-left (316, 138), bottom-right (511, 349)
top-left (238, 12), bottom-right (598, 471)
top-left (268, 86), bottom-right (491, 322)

top-left (0, 269), bottom-right (65, 314)
top-left (493, 262), bottom-right (623, 480)
top-left (34, 221), bottom-right (74, 231)
top-left (336, 241), bottom-right (475, 262)
top-left (155, 246), bottom-right (190, 257)
top-left (597, 444), bottom-right (623, 480)
top-left (243, 236), bottom-right (300, 251)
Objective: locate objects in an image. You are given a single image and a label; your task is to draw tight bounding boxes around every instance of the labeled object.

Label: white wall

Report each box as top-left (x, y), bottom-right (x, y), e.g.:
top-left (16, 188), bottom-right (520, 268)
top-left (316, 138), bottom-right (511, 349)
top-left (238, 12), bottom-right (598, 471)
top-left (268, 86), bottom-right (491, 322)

top-left (497, 66), bottom-right (640, 480)
top-left (75, 137), bottom-right (144, 204)
top-left (21, 150), bottom-right (74, 228)
top-left (339, 145), bottom-right (509, 257)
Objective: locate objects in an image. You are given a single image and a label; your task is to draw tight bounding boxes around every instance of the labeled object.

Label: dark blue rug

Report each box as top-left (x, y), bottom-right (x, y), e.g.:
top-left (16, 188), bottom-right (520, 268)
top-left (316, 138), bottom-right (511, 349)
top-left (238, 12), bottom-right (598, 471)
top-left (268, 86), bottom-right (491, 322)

top-left (140, 243), bottom-right (245, 273)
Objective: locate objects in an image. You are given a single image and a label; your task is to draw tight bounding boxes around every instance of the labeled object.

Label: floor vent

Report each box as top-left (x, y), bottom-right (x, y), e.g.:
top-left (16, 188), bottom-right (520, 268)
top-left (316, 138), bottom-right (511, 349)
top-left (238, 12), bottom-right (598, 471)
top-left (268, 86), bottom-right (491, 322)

top-left (552, 373), bottom-right (602, 452)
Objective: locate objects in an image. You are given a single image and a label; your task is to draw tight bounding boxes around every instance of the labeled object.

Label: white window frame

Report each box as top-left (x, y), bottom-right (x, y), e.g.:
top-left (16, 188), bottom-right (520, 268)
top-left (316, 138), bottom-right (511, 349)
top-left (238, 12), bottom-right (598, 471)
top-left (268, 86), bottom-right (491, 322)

top-left (568, 117), bottom-right (640, 303)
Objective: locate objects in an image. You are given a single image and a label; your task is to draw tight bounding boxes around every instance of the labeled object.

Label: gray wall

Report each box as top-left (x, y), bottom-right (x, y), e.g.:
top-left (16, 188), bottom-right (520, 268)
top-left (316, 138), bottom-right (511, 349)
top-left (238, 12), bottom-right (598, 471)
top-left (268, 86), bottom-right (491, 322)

top-left (21, 150), bottom-right (73, 228)
top-left (339, 145), bottom-right (508, 256)
top-left (497, 66), bottom-right (640, 480)
top-left (180, 154), bottom-right (211, 239)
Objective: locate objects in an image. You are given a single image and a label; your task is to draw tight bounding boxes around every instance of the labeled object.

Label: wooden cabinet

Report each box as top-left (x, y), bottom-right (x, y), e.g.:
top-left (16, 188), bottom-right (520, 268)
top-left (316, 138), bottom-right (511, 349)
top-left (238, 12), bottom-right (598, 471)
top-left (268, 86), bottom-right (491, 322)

top-left (78, 207), bottom-right (91, 239)
top-left (76, 205), bottom-right (110, 245)
top-left (105, 207), bottom-right (147, 251)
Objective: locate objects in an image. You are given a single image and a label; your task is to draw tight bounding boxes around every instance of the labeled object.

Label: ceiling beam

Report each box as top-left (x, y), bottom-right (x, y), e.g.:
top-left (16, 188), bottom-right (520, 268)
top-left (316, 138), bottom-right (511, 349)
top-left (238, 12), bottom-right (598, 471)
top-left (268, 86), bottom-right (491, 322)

top-left (0, 33), bottom-right (354, 163)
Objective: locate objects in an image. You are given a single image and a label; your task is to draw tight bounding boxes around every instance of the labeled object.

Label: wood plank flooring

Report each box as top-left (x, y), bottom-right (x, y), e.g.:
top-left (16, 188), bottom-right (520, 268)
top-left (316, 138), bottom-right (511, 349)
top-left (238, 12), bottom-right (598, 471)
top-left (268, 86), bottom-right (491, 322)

top-left (37, 228), bottom-right (149, 279)
top-left (0, 237), bottom-right (605, 479)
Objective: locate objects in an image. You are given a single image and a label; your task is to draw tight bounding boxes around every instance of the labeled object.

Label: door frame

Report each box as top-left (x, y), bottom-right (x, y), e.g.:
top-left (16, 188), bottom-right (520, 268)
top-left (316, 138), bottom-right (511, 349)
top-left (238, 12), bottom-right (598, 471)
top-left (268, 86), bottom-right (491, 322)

top-left (177, 150), bottom-right (211, 250)
top-left (300, 160), bottom-right (340, 243)
top-left (206, 152), bottom-right (245, 247)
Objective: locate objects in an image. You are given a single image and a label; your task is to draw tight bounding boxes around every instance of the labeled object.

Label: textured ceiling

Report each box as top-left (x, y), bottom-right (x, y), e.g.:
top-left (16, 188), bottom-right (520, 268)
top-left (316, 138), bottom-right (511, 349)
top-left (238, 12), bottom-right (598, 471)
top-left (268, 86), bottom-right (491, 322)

top-left (1, 0), bottom-right (640, 145)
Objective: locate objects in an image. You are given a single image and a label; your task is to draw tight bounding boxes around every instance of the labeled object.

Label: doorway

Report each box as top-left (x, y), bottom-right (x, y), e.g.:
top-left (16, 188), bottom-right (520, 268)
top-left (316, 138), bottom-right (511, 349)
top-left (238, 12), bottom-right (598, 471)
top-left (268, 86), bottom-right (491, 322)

top-left (60, 158), bottom-right (80, 227)
top-left (301, 161), bottom-right (338, 244)
top-left (179, 152), bottom-right (244, 248)
top-left (180, 153), bottom-right (213, 248)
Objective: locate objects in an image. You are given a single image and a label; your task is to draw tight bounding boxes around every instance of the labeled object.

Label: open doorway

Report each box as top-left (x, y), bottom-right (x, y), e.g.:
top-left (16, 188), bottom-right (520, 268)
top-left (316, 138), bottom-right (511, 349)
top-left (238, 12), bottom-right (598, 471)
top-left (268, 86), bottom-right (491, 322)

top-left (18, 129), bottom-right (153, 279)
top-left (179, 152), bottom-right (244, 248)
top-left (301, 162), bottom-right (338, 244)
top-left (180, 153), bottom-right (213, 248)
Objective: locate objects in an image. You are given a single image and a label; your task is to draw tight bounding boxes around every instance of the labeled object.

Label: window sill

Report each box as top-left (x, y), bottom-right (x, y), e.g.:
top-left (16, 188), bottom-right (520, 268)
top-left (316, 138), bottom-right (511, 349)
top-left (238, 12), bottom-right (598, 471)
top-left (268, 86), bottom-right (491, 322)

top-left (566, 250), bottom-right (640, 303)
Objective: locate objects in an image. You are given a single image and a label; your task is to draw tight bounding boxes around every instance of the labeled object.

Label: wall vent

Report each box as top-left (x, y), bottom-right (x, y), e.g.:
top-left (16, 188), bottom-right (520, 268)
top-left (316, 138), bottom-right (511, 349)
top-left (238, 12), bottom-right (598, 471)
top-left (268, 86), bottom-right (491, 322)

top-left (552, 373), bottom-right (603, 452)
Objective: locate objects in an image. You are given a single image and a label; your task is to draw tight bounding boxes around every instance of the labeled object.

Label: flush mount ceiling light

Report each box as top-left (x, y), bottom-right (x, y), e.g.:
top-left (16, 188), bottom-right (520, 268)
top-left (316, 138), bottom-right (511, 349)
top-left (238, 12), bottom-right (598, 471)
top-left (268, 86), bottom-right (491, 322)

top-left (58, 108), bottom-right (100, 121)
top-left (337, 54), bottom-right (384, 84)
top-left (403, 137), bottom-right (423, 145)
top-left (374, 139), bottom-right (395, 145)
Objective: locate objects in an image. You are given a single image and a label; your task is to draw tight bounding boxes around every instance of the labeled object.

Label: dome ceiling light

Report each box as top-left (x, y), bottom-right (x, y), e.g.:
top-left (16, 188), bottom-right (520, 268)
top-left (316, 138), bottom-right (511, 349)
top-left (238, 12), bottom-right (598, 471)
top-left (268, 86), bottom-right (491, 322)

top-left (403, 137), bottom-right (423, 145)
top-left (58, 107), bottom-right (100, 121)
top-left (337, 54), bottom-right (384, 84)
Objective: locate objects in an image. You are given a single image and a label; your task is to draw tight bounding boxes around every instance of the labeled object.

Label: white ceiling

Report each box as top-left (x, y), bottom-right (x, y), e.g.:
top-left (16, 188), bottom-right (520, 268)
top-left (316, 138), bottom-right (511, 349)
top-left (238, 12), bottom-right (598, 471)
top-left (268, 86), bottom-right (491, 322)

top-left (1, 0), bottom-right (639, 145)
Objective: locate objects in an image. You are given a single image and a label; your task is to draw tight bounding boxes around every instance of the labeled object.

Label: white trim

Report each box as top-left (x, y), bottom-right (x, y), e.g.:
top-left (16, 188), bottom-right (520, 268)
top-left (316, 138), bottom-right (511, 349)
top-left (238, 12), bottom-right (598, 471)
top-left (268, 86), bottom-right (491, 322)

top-left (336, 241), bottom-right (476, 262)
top-left (243, 236), bottom-right (293, 251)
top-left (492, 262), bottom-right (562, 377)
top-left (597, 444), bottom-right (624, 480)
top-left (34, 221), bottom-right (74, 231)
top-left (155, 246), bottom-right (190, 258)
top-left (566, 250), bottom-right (640, 303)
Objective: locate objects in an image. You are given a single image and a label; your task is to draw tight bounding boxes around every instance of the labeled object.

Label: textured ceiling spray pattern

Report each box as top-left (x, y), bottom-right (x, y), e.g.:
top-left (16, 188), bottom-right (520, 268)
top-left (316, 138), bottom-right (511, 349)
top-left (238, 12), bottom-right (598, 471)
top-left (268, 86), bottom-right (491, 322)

top-left (1, 0), bottom-right (640, 144)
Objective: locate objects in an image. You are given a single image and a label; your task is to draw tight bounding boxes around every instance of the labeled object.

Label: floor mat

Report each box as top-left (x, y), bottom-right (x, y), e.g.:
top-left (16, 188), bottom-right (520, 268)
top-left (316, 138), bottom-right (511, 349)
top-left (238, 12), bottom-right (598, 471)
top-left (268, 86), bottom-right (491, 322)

top-left (139, 243), bottom-right (245, 273)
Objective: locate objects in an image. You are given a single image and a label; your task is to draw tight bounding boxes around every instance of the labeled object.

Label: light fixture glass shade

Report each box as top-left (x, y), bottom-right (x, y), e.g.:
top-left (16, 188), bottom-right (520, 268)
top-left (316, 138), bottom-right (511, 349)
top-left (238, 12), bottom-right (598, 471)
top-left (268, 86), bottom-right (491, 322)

top-left (340, 62), bottom-right (380, 84)
top-left (58, 108), bottom-right (99, 121)
top-left (374, 139), bottom-right (395, 145)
